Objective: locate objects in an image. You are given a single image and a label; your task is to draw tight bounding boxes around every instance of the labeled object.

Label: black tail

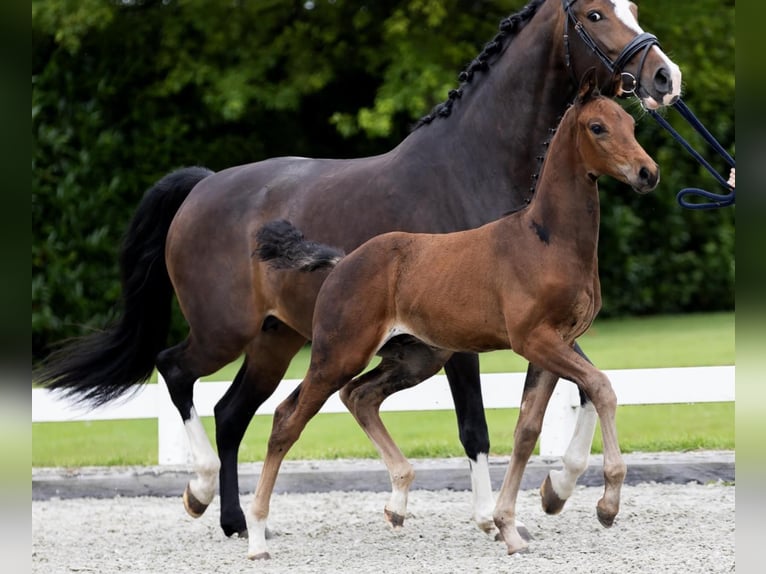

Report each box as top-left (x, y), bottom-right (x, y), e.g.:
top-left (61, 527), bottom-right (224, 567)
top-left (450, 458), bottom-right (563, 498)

top-left (34, 167), bottom-right (214, 407)
top-left (256, 220), bottom-right (344, 272)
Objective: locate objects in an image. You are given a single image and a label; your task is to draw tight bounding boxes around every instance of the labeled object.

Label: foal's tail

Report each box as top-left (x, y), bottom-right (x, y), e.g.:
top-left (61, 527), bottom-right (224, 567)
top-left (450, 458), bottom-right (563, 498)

top-left (34, 167), bottom-right (214, 407)
top-left (256, 219), bottom-right (345, 271)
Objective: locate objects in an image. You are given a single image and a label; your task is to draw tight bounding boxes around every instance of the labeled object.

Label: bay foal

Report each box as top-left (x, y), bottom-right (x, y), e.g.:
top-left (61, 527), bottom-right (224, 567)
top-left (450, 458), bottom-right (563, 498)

top-left (255, 72), bottom-right (658, 559)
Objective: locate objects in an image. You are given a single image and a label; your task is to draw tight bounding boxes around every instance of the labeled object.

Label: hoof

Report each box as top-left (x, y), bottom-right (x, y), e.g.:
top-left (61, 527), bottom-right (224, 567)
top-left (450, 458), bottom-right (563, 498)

top-left (183, 483), bottom-right (210, 518)
top-left (596, 503), bottom-right (616, 528)
top-left (248, 552), bottom-right (271, 561)
top-left (540, 475), bottom-right (567, 515)
top-left (384, 508), bottom-right (405, 529)
top-left (474, 516), bottom-right (496, 534)
top-left (222, 526), bottom-right (248, 539)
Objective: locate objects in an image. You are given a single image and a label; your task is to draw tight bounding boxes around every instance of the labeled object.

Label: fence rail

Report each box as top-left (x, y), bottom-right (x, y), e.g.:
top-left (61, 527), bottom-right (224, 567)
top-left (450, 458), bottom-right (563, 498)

top-left (32, 366), bottom-right (734, 463)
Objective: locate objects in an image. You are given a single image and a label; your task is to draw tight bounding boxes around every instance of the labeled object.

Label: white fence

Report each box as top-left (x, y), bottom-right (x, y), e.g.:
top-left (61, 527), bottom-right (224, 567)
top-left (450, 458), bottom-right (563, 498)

top-left (32, 366), bottom-right (734, 463)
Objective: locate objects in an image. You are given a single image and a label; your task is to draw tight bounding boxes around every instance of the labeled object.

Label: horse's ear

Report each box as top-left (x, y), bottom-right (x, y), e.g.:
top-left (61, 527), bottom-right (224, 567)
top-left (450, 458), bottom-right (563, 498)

top-left (576, 68), bottom-right (599, 104)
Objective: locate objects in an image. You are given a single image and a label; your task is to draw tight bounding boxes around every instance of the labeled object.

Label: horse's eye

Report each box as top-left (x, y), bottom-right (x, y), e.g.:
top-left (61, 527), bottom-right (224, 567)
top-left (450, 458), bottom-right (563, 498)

top-left (590, 124), bottom-right (605, 135)
top-left (587, 11), bottom-right (602, 22)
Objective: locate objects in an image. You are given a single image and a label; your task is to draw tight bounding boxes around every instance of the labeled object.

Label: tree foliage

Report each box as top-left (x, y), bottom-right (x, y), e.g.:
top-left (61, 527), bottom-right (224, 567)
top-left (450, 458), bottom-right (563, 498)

top-left (32, 0), bottom-right (735, 360)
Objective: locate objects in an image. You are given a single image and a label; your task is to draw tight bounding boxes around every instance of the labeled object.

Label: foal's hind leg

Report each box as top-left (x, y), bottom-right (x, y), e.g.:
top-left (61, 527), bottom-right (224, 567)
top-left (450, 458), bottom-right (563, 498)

top-left (443, 352), bottom-right (496, 533)
top-left (247, 357), bottom-right (370, 559)
top-left (340, 343), bottom-right (452, 529)
top-left (214, 324), bottom-right (307, 538)
top-left (493, 364), bottom-right (558, 554)
top-left (540, 342), bottom-right (599, 515)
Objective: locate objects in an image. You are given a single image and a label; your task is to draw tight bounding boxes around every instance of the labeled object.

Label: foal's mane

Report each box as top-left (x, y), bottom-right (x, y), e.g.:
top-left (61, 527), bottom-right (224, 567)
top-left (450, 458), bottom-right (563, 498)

top-left (413, 0), bottom-right (548, 130)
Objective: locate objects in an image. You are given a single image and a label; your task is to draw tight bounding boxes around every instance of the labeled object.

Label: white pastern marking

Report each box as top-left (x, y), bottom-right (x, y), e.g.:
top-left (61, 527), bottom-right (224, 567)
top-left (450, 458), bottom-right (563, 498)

top-left (247, 517), bottom-right (270, 559)
top-left (185, 407), bottom-right (220, 504)
top-left (471, 453), bottom-right (496, 529)
top-left (388, 488), bottom-right (409, 518)
top-left (549, 402), bottom-right (598, 500)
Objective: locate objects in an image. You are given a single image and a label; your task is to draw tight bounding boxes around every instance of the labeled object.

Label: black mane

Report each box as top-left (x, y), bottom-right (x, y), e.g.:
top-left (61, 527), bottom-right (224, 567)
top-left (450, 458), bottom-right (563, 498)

top-left (413, 0), bottom-right (548, 130)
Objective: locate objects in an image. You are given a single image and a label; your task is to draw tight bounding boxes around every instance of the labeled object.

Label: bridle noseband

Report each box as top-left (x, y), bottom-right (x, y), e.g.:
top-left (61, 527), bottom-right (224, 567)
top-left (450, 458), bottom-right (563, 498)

top-left (561, 0), bottom-right (734, 209)
top-left (562, 0), bottom-right (659, 96)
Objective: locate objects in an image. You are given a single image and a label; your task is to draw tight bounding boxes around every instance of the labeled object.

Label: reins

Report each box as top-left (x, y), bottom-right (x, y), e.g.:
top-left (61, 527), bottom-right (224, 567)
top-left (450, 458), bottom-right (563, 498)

top-left (561, 0), bottom-right (735, 210)
top-left (646, 100), bottom-right (735, 210)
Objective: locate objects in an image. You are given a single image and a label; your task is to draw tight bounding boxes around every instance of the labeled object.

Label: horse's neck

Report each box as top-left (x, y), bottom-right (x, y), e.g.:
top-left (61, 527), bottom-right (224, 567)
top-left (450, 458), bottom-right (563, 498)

top-left (400, 0), bottom-right (572, 209)
top-left (523, 119), bottom-right (601, 258)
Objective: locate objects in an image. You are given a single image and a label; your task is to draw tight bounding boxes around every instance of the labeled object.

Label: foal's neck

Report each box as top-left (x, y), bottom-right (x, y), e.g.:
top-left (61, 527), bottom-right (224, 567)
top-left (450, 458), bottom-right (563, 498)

top-left (523, 113), bottom-right (601, 257)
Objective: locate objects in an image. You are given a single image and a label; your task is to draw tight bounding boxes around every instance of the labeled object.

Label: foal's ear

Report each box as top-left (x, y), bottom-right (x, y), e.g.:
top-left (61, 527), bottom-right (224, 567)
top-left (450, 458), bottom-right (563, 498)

top-left (576, 68), bottom-right (600, 104)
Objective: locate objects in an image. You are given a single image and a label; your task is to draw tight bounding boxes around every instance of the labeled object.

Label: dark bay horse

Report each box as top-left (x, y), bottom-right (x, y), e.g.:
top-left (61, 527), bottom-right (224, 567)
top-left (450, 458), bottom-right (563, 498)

top-left (36, 0), bottom-right (681, 539)
top-left (252, 71), bottom-right (659, 559)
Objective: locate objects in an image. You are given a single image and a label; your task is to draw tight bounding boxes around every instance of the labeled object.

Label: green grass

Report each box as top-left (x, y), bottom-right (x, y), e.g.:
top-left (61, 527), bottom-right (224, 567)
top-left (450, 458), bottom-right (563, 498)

top-left (33, 312), bottom-right (734, 467)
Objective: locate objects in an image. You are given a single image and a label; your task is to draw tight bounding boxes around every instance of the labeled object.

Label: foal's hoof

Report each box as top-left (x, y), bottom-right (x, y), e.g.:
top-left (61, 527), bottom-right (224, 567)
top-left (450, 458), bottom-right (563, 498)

top-left (248, 552), bottom-right (271, 561)
top-left (384, 508), bottom-right (406, 529)
top-left (540, 475), bottom-right (567, 515)
top-left (596, 503), bottom-right (617, 528)
top-left (183, 483), bottom-right (210, 518)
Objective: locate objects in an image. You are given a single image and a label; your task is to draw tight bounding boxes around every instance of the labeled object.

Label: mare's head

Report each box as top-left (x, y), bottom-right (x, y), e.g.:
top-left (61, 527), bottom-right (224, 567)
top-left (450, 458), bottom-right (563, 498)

top-left (560, 0), bottom-right (682, 109)
top-left (570, 70), bottom-right (659, 194)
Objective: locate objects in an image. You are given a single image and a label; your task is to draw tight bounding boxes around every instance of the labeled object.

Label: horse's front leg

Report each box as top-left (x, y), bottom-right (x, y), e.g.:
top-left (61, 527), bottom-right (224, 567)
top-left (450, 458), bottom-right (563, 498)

top-left (493, 364), bottom-right (557, 554)
top-left (215, 329), bottom-right (306, 538)
top-left (443, 352), bottom-right (496, 534)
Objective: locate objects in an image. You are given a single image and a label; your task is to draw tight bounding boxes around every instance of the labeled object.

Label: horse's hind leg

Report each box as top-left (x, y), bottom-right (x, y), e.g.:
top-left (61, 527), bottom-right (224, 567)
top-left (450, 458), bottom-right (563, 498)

top-left (156, 337), bottom-right (243, 518)
top-left (540, 342), bottom-right (598, 515)
top-left (443, 352), bottom-right (496, 533)
top-left (340, 340), bottom-right (452, 529)
top-left (493, 364), bottom-right (557, 554)
top-left (214, 324), bottom-right (307, 538)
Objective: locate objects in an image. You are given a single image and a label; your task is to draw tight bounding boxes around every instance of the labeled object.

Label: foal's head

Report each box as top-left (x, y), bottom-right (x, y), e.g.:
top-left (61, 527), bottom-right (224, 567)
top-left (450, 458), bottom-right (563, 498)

top-left (571, 71), bottom-right (659, 194)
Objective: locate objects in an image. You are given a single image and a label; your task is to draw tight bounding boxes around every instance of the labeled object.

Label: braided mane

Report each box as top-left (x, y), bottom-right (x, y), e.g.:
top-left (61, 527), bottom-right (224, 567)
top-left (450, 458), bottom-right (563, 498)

top-left (413, 0), bottom-right (548, 130)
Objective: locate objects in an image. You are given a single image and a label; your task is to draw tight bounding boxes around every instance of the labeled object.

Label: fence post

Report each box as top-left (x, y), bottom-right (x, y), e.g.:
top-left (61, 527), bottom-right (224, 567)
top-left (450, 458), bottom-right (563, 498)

top-left (157, 374), bottom-right (193, 465)
top-left (539, 381), bottom-right (580, 459)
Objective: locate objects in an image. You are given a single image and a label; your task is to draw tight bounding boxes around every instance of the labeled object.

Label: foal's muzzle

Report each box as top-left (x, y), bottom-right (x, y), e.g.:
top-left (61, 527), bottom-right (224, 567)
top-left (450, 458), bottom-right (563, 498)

top-left (632, 163), bottom-right (660, 194)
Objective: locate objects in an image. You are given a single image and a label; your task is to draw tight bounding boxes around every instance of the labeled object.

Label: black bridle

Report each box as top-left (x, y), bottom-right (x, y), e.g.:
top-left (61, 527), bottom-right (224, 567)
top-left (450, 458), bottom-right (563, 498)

top-left (562, 0), bottom-right (735, 210)
top-left (562, 0), bottom-right (659, 96)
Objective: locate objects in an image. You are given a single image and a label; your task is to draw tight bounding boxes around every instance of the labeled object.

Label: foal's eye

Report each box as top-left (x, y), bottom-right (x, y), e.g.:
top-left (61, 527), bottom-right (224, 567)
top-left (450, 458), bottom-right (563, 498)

top-left (590, 124), bottom-right (605, 135)
top-left (587, 11), bottom-right (602, 22)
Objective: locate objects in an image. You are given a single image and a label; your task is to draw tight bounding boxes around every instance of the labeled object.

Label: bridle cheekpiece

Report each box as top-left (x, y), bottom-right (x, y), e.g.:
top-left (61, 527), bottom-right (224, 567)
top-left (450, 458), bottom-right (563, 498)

top-left (562, 0), bottom-right (660, 96)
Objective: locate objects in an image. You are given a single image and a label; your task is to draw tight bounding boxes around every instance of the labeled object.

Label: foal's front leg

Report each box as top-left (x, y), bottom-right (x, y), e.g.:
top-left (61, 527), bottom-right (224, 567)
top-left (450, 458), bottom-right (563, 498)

top-left (540, 342), bottom-right (599, 515)
top-left (522, 332), bottom-right (626, 530)
top-left (493, 365), bottom-right (557, 554)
